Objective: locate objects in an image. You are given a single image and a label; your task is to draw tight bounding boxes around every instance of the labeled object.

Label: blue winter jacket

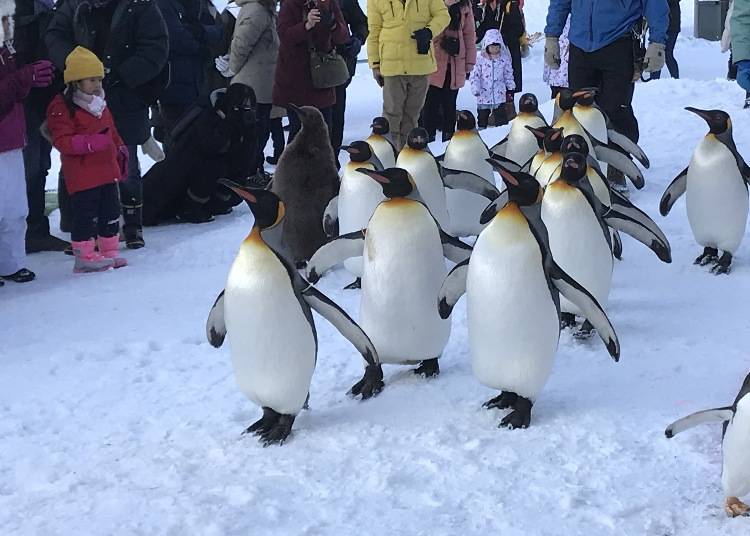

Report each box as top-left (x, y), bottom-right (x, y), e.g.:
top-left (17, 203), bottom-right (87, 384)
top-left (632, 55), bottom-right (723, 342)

top-left (545, 0), bottom-right (669, 53)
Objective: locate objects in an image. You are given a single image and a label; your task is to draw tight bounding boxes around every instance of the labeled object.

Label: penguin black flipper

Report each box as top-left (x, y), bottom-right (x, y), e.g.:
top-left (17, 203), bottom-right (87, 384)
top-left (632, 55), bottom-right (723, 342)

top-left (664, 407), bottom-right (735, 438)
top-left (659, 167), bottom-right (688, 216)
top-left (489, 136), bottom-right (509, 157)
top-left (488, 153), bottom-right (523, 173)
top-left (323, 196), bottom-right (339, 238)
top-left (479, 190), bottom-right (511, 224)
top-left (611, 229), bottom-right (623, 260)
top-left (440, 230), bottom-right (473, 263)
top-left (437, 259), bottom-right (469, 319)
top-left (206, 290), bottom-right (226, 348)
top-left (441, 165), bottom-right (501, 200)
top-left (306, 230), bottom-right (366, 283)
top-left (606, 129), bottom-right (650, 169)
top-left (593, 145), bottom-right (646, 189)
top-left (603, 205), bottom-right (673, 263)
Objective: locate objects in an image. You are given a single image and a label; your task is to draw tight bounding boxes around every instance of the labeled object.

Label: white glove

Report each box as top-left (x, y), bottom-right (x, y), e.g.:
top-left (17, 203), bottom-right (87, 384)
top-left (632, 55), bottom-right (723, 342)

top-left (544, 36), bottom-right (561, 69)
top-left (643, 42), bottom-right (666, 73)
top-left (215, 55), bottom-right (235, 78)
top-left (141, 135), bottom-right (165, 162)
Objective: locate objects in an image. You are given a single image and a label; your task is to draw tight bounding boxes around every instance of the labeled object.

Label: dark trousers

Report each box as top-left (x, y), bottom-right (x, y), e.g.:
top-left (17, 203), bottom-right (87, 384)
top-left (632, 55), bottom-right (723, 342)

top-left (550, 86), bottom-right (565, 99)
top-left (651, 29), bottom-right (679, 79)
top-left (119, 145), bottom-right (143, 229)
top-left (477, 107), bottom-right (507, 129)
top-left (23, 103), bottom-right (53, 238)
top-left (160, 102), bottom-right (191, 153)
top-left (729, 51), bottom-right (738, 80)
top-left (254, 103), bottom-right (272, 173)
top-left (70, 183), bottom-right (120, 242)
top-left (287, 106), bottom-right (333, 146)
top-left (270, 117), bottom-right (285, 157)
top-left (569, 37), bottom-right (639, 143)
top-left (423, 68), bottom-right (459, 138)
top-left (331, 81), bottom-right (350, 165)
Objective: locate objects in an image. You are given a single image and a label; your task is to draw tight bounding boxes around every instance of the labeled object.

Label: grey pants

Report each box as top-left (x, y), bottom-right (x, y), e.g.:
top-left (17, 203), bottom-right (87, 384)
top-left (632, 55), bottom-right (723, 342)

top-left (382, 75), bottom-right (429, 152)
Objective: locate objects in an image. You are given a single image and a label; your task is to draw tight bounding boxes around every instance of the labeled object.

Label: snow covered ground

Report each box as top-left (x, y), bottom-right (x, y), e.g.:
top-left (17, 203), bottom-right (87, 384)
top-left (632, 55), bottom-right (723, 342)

top-left (3, 3), bottom-right (750, 535)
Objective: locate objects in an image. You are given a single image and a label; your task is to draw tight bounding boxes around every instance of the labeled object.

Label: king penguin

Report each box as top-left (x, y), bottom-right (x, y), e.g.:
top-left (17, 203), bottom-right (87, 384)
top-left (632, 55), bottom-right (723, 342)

top-left (205, 181), bottom-right (383, 445)
top-left (528, 126), bottom-right (564, 187)
top-left (306, 167), bottom-right (473, 377)
top-left (367, 116), bottom-right (397, 169)
top-left (396, 128), bottom-right (452, 233)
top-left (441, 111), bottom-right (497, 236)
top-left (666, 372), bottom-right (750, 517)
top-left (538, 153), bottom-right (671, 335)
top-left (490, 93), bottom-right (548, 166)
top-left (660, 107), bottom-right (750, 274)
top-left (437, 166), bottom-right (620, 428)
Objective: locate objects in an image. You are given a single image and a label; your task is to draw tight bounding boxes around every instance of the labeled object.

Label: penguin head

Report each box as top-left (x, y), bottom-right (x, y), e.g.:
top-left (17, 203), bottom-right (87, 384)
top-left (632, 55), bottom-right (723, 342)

top-left (541, 127), bottom-right (565, 153)
top-left (406, 128), bottom-right (430, 150)
top-left (560, 134), bottom-right (590, 157)
top-left (685, 107), bottom-right (732, 135)
top-left (573, 88), bottom-right (598, 107)
top-left (518, 93), bottom-right (539, 114)
top-left (456, 110), bottom-right (477, 131)
top-left (525, 125), bottom-right (555, 151)
top-left (343, 141), bottom-right (374, 163)
top-left (218, 179), bottom-right (285, 229)
top-left (370, 116), bottom-right (390, 135)
top-left (289, 103), bottom-right (327, 130)
top-left (498, 168), bottom-right (541, 206)
top-left (557, 89), bottom-right (577, 111)
top-left (560, 153), bottom-right (588, 184)
top-left (356, 167), bottom-right (415, 198)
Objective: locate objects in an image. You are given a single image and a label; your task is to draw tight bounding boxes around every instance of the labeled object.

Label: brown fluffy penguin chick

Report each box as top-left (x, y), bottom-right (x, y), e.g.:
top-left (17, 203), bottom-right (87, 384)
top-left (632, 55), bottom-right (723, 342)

top-left (271, 105), bottom-right (337, 264)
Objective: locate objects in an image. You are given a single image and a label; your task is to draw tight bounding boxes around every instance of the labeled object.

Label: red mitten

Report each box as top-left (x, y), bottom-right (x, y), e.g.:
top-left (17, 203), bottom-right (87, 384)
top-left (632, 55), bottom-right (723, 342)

top-left (70, 133), bottom-right (113, 154)
top-left (117, 146), bottom-right (129, 180)
top-left (30, 60), bottom-right (54, 88)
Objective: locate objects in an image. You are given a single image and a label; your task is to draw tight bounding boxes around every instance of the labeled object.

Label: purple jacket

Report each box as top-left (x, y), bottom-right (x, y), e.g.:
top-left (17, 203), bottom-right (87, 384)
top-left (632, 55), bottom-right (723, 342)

top-left (0, 44), bottom-right (31, 153)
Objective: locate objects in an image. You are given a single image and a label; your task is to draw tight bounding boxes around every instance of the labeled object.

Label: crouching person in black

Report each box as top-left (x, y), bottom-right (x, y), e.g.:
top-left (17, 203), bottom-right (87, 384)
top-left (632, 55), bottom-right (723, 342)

top-left (142, 83), bottom-right (257, 225)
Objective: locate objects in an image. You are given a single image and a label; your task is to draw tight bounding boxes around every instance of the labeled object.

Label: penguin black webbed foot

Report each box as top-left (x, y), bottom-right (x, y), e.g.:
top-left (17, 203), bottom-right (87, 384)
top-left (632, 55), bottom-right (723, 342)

top-left (349, 364), bottom-right (384, 400)
top-left (243, 407), bottom-right (281, 436)
top-left (694, 247), bottom-right (718, 266)
top-left (295, 260), bottom-right (308, 271)
top-left (343, 278), bottom-right (361, 290)
top-left (413, 358), bottom-right (440, 378)
top-left (483, 391), bottom-right (518, 410)
top-left (710, 252), bottom-right (733, 275)
top-left (573, 320), bottom-right (596, 340)
top-left (259, 414), bottom-right (295, 447)
top-left (499, 397), bottom-right (533, 430)
top-left (560, 312), bottom-right (577, 330)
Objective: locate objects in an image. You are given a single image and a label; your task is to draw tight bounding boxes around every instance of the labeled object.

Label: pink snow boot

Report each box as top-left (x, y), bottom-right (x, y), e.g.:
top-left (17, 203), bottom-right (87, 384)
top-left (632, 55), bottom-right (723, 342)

top-left (72, 240), bottom-right (114, 273)
top-left (97, 235), bottom-right (128, 268)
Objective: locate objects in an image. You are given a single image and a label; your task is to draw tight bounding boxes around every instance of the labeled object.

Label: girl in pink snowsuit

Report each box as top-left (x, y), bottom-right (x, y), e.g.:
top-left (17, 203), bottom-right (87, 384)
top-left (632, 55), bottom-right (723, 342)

top-left (469, 28), bottom-right (515, 129)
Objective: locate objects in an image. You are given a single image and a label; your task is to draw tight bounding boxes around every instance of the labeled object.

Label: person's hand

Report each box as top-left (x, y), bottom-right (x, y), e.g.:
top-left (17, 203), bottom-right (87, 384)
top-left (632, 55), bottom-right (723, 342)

top-left (544, 36), bottom-right (560, 69)
top-left (411, 27), bottom-right (433, 55)
top-left (339, 36), bottom-right (362, 57)
top-left (318, 7), bottom-right (335, 29)
top-left (305, 8), bottom-right (321, 30)
top-left (643, 42), bottom-right (666, 72)
top-left (372, 67), bottom-right (384, 87)
top-left (737, 60), bottom-right (750, 92)
top-left (215, 55), bottom-right (235, 78)
top-left (29, 60), bottom-right (54, 88)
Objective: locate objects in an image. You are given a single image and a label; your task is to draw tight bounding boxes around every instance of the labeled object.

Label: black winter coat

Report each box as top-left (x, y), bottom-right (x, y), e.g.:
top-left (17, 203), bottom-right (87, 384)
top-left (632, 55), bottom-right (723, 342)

top-left (157, 0), bottom-right (222, 105)
top-left (45, 0), bottom-right (169, 145)
top-left (336, 0), bottom-right (368, 77)
top-left (667, 0), bottom-right (681, 36)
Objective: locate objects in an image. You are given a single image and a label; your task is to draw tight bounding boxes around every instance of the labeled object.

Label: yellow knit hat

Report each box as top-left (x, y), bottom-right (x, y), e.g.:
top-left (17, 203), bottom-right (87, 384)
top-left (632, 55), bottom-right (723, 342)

top-left (63, 46), bottom-right (105, 84)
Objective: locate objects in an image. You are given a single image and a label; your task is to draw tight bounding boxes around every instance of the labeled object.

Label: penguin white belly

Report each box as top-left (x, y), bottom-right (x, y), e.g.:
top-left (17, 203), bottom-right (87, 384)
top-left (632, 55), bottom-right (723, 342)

top-left (467, 207), bottom-right (560, 399)
top-left (225, 239), bottom-right (316, 415)
top-left (722, 398), bottom-right (750, 498)
top-left (504, 117), bottom-right (546, 165)
top-left (367, 136), bottom-right (396, 168)
top-left (587, 168), bottom-right (611, 207)
top-left (360, 200), bottom-right (450, 363)
top-left (686, 138), bottom-right (749, 253)
top-left (443, 135), bottom-right (496, 236)
top-left (397, 150), bottom-right (452, 232)
top-left (573, 106), bottom-right (608, 145)
top-left (339, 163), bottom-right (385, 276)
top-left (542, 184), bottom-right (613, 315)
top-left (555, 113), bottom-right (595, 155)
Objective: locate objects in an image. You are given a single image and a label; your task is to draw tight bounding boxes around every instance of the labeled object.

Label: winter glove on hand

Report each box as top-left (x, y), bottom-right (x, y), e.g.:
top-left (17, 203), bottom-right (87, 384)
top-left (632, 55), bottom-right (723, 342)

top-left (70, 133), bottom-right (113, 154)
top-left (215, 55), bottom-right (235, 78)
top-left (117, 146), bottom-right (129, 180)
top-left (411, 27), bottom-right (433, 55)
top-left (29, 60), bottom-right (54, 88)
top-left (643, 42), bottom-right (666, 72)
top-left (544, 36), bottom-right (560, 69)
top-left (339, 36), bottom-right (362, 58)
top-left (737, 60), bottom-right (750, 92)
top-left (318, 7), bottom-right (335, 30)
top-left (141, 135), bottom-right (165, 162)
top-left (372, 67), bottom-right (384, 87)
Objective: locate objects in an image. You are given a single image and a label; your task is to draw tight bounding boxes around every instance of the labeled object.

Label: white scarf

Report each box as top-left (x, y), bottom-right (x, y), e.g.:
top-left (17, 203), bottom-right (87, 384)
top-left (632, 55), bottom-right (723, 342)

top-left (73, 89), bottom-right (107, 118)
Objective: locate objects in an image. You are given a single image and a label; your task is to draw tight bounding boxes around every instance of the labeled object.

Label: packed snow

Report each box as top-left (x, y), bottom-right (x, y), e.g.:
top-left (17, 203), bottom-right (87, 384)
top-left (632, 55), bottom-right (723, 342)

top-left (3, 2), bottom-right (750, 534)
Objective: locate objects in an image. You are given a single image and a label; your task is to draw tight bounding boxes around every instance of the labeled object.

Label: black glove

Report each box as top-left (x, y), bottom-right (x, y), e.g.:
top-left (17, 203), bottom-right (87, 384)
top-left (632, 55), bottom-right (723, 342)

top-left (441, 35), bottom-right (460, 56)
top-left (338, 36), bottom-right (362, 58)
top-left (411, 27), bottom-right (433, 55)
top-left (318, 7), bottom-right (335, 30)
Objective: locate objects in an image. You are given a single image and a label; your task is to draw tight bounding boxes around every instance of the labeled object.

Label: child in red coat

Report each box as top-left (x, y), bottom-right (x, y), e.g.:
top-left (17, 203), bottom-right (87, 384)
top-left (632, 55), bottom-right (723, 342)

top-left (47, 47), bottom-right (128, 273)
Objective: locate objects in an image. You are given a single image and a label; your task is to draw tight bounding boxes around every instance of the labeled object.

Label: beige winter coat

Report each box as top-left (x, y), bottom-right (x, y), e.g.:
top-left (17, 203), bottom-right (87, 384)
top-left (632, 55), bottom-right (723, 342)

top-left (229, 0), bottom-right (279, 104)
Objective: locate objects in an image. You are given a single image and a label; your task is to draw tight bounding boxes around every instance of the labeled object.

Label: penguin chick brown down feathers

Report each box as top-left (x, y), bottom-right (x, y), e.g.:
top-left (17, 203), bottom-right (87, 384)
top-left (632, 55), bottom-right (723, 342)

top-left (205, 180), bottom-right (383, 446)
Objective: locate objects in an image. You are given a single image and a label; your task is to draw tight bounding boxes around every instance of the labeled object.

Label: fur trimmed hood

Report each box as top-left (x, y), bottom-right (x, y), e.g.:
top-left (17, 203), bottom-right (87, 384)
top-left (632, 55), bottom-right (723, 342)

top-left (0, 0), bottom-right (15, 41)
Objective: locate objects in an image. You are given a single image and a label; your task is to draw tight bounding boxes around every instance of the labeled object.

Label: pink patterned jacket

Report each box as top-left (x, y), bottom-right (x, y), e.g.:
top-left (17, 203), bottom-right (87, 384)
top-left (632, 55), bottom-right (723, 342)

top-left (469, 29), bottom-right (515, 106)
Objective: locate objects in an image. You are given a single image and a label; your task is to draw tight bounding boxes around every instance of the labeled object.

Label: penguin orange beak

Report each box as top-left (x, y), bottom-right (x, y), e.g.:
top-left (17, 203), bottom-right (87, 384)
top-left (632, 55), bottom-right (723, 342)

top-left (218, 178), bottom-right (258, 204)
top-left (356, 168), bottom-right (390, 183)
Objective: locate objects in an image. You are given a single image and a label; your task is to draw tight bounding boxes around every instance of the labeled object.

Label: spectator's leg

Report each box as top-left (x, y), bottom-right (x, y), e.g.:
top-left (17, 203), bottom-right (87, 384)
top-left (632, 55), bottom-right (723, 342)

top-left (58, 173), bottom-right (72, 233)
top-left (0, 150), bottom-right (29, 276)
top-left (161, 103), bottom-right (190, 153)
top-left (287, 107), bottom-right (301, 145)
top-left (120, 145), bottom-right (145, 248)
top-left (422, 85), bottom-right (441, 141)
top-left (729, 51), bottom-right (738, 80)
top-left (96, 183), bottom-right (121, 239)
top-left (331, 83), bottom-right (348, 167)
top-left (255, 103), bottom-right (272, 174)
top-left (23, 103), bottom-right (52, 243)
top-left (70, 188), bottom-right (99, 244)
top-left (567, 44), bottom-right (600, 92)
top-left (596, 38), bottom-right (639, 144)
top-left (400, 75), bottom-right (430, 149)
top-left (382, 75), bottom-right (409, 151)
top-left (269, 117), bottom-right (285, 163)
top-left (666, 30), bottom-right (679, 79)
top-left (477, 107), bottom-right (490, 129)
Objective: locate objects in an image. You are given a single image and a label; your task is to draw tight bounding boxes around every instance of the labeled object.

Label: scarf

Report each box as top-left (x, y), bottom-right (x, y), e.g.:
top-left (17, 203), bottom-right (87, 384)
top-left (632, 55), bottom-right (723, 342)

top-left (73, 89), bottom-right (107, 118)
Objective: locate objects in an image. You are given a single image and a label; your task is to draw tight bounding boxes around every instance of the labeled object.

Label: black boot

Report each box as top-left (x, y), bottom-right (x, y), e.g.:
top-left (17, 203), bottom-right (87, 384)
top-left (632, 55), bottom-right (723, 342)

top-left (26, 232), bottom-right (70, 254)
top-left (477, 109), bottom-right (490, 130)
top-left (120, 169), bottom-right (145, 249)
top-left (58, 175), bottom-right (72, 233)
top-left (492, 106), bottom-right (508, 127)
top-left (177, 191), bottom-right (215, 224)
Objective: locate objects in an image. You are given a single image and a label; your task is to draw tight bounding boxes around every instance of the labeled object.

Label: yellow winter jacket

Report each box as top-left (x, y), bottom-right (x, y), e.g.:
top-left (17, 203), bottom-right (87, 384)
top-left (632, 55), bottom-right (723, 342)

top-left (367, 0), bottom-right (451, 76)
